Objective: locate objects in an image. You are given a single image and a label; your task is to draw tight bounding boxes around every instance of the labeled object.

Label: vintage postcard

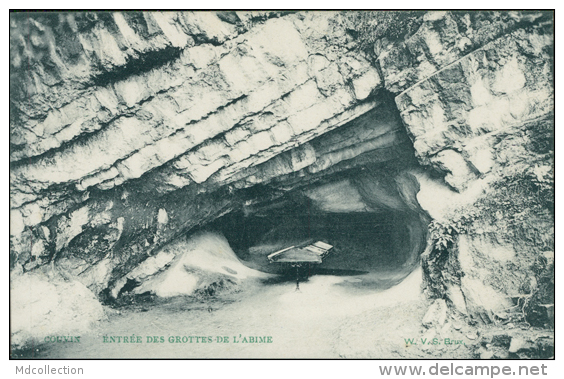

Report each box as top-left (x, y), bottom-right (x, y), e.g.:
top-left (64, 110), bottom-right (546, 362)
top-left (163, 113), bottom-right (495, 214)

top-left (9, 10), bottom-right (554, 361)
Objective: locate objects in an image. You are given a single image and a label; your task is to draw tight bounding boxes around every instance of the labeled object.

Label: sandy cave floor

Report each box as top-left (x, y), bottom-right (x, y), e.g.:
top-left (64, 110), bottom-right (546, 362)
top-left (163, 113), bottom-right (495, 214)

top-left (26, 268), bottom-right (475, 359)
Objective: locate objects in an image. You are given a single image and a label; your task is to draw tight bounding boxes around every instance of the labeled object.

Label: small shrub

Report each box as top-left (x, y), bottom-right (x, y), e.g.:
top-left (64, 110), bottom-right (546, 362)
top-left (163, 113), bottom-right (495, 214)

top-left (340, 11), bottom-right (425, 53)
top-left (429, 219), bottom-right (462, 251)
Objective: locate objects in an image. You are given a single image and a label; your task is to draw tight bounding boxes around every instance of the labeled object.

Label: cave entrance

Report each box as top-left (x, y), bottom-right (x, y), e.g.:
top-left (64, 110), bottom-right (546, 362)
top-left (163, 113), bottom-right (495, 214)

top-left (212, 165), bottom-right (430, 291)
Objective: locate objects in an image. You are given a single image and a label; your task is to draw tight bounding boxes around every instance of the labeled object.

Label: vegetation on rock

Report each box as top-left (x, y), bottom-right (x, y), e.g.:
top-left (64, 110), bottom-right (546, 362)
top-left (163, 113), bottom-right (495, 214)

top-left (340, 11), bottom-right (425, 54)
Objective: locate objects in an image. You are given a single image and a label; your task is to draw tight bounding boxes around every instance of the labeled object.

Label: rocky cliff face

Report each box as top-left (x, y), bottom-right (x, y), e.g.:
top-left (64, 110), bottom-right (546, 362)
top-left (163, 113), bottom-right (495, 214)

top-left (10, 11), bottom-right (553, 353)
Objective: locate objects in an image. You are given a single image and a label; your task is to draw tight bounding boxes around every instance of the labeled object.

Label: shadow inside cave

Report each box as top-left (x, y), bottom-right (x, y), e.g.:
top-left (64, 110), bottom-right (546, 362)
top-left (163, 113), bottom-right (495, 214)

top-left (212, 172), bottom-right (429, 293)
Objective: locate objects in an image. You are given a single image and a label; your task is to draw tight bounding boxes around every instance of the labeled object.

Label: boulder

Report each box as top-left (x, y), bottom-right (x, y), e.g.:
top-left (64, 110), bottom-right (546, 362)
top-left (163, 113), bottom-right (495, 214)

top-left (10, 269), bottom-right (105, 350)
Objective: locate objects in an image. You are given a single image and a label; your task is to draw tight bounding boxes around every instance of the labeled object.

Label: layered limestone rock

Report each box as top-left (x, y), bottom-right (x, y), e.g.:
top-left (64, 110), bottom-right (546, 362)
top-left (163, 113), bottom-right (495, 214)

top-left (390, 14), bottom-right (554, 330)
top-left (396, 25), bottom-right (553, 191)
top-left (10, 12), bottom-right (388, 283)
top-left (10, 10), bottom-right (554, 350)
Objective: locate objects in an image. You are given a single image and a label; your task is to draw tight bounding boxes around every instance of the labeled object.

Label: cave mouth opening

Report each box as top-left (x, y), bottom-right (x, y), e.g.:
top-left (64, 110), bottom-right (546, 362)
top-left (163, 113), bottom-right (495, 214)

top-left (210, 164), bottom-right (430, 291)
top-left (203, 92), bottom-right (431, 292)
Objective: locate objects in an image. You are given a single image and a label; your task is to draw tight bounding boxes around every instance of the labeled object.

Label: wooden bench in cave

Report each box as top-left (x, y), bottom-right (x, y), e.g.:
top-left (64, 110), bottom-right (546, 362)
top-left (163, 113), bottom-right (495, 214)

top-left (267, 241), bottom-right (333, 290)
